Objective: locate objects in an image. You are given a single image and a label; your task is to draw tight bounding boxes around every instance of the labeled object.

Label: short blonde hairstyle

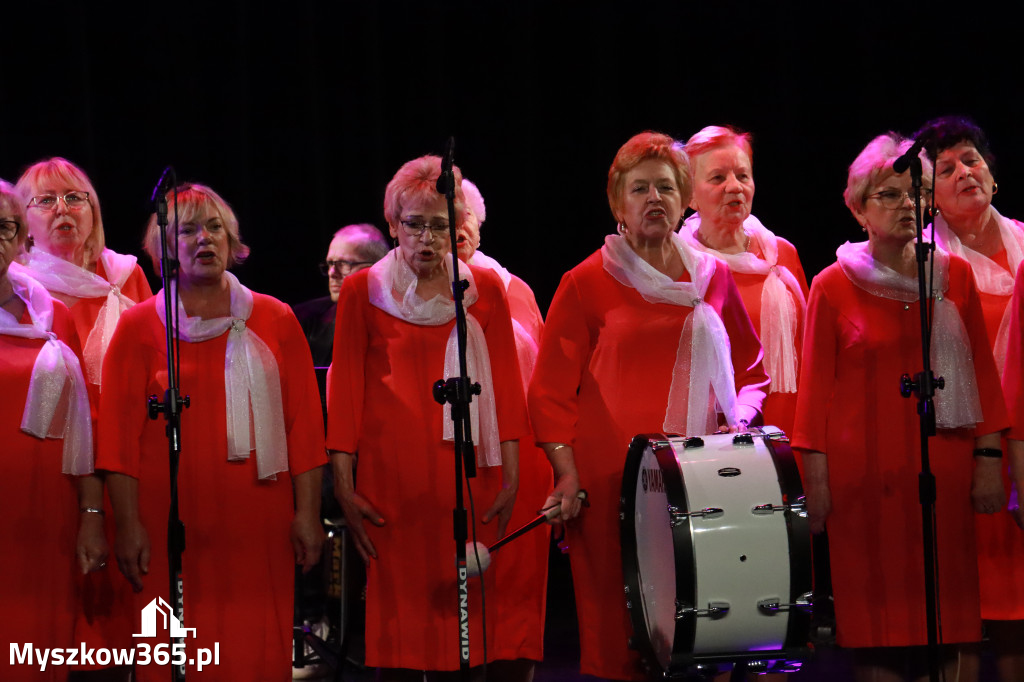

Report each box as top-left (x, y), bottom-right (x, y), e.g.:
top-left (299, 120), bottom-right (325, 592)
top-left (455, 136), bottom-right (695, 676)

top-left (16, 157), bottom-right (105, 268)
top-left (0, 179), bottom-right (30, 257)
top-left (684, 125), bottom-right (754, 164)
top-left (844, 133), bottom-right (934, 214)
top-left (143, 183), bottom-right (250, 270)
top-left (383, 156), bottom-right (465, 229)
top-left (607, 132), bottom-right (691, 223)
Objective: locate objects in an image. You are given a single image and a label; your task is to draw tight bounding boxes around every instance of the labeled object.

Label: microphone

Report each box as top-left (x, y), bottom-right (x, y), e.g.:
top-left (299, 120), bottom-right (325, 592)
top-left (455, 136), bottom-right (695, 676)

top-left (436, 137), bottom-right (455, 196)
top-left (150, 166), bottom-right (175, 204)
top-left (893, 138), bottom-right (926, 175)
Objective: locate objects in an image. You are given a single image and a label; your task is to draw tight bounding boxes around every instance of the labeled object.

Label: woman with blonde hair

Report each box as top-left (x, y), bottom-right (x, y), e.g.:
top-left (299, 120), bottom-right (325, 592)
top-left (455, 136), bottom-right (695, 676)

top-left (793, 133), bottom-right (1007, 681)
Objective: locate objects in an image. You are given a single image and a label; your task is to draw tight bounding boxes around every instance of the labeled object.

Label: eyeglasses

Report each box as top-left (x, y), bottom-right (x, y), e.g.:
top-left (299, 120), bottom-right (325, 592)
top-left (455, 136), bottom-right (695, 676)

top-left (0, 219), bottom-right (20, 242)
top-left (866, 188), bottom-right (933, 209)
top-left (320, 259), bottom-right (373, 276)
top-left (399, 219), bottom-right (450, 238)
top-left (27, 191), bottom-right (91, 212)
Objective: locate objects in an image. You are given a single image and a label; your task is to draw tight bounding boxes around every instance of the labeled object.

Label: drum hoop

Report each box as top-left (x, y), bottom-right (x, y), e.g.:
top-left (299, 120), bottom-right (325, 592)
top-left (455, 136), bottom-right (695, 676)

top-left (619, 433), bottom-right (697, 677)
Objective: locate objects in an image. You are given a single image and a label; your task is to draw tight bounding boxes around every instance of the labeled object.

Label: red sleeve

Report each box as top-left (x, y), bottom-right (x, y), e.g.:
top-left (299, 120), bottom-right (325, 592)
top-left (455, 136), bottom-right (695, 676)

top-left (1004, 264), bottom-right (1024, 438)
top-left (528, 269), bottom-right (589, 446)
top-left (475, 268), bottom-right (530, 443)
top-left (711, 263), bottom-right (770, 415)
top-left (507, 275), bottom-right (544, 342)
top-left (325, 273), bottom-right (368, 454)
top-left (269, 298), bottom-right (328, 475)
top-left (791, 275), bottom-right (838, 454)
top-left (951, 260), bottom-right (1009, 437)
top-left (95, 305), bottom-right (151, 477)
top-left (777, 237), bottom-right (810, 299)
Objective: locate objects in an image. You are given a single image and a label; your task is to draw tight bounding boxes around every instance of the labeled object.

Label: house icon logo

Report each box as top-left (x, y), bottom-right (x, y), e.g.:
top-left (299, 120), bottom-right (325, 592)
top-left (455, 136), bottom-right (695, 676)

top-left (133, 597), bottom-right (197, 639)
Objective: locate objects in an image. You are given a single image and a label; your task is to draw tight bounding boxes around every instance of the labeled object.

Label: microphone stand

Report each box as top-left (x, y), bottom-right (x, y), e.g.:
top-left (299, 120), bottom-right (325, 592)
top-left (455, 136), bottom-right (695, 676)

top-left (897, 154), bottom-right (942, 682)
top-left (430, 137), bottom-right (478, 681)
top-left (146, 169), bottom-right (191, 682)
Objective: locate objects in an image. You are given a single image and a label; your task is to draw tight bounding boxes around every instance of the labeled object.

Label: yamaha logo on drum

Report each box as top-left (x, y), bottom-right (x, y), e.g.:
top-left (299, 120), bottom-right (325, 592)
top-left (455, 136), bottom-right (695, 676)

top-left (641, 467), bottom-right (664, 493)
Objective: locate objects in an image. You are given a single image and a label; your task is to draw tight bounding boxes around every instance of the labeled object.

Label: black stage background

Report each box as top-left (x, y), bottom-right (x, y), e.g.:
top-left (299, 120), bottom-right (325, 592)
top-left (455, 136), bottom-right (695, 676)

top-left (4, 1), bottom-right (1022, 312)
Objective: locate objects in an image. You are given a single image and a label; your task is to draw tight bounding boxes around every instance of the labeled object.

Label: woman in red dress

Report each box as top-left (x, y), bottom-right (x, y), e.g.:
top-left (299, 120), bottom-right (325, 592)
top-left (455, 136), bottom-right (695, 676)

top-left (528, 132), bottom-right (769, 681)
top-left (326, 156), bottom-right (530, 681)
top-left (455, 177), bottom-right (552, 675)
top-left (99, 184), bottom-right (325, 681)
top-left (915, 115), bottom-right (1024, 682)
top-left (0, 179), bottom-right (102, 681)
top-left (680, 125), bottom-right (809, 436)
top-left (793, 133), bottom-right (1007, 681)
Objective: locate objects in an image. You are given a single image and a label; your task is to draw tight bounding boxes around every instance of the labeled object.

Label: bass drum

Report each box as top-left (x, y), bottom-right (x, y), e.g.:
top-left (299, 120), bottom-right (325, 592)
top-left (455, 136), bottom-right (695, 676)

top-left (620, 428), bottom-right (811, 678)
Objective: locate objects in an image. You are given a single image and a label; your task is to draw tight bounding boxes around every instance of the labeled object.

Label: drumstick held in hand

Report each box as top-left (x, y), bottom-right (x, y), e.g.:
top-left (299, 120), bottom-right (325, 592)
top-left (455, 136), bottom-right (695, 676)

top-left (467, 490), bottom-right (588, 577)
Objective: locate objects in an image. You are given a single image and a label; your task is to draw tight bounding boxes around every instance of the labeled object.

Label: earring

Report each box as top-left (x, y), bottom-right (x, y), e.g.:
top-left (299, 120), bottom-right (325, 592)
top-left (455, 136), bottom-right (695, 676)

top-left (26, 234), bottom-right (34, 251)
top-left (992, 182), bottom-right (999, 195)
top-left (617, 222), bottom-right (628, 235)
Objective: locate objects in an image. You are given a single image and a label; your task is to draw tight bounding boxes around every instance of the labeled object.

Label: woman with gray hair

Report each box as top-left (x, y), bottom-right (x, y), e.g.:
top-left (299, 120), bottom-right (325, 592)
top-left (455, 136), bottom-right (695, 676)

top-left (680, 126), bottom-right (809, 436)
top-left (0, 179), bottom-right (103, 681)
top-left (792, 133), bottom-right (1007, 681)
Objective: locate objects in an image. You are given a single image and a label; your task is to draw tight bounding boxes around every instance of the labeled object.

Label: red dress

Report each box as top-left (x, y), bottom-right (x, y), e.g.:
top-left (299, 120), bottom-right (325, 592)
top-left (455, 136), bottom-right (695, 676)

top-left (968, 248), bottom-right (1024, 621)
top-left (480, 272), bottom-right (551, 663)
top-left (791, 257), bottom-right (1008, 647)
top-left (96, 294), bottom-right (326, 681)
top-left (65, 258), bottom-right (152, 363)
top-left (0, 302), bottom-right (82, 682)
top-left (729, 237), bottom-right (809, 436)
top-left (995, 261), bottom-right (1024, 620)
top-left (527, 249), bottom-right (769, 681)
top-left (326, 265), bottom-right (531, 670)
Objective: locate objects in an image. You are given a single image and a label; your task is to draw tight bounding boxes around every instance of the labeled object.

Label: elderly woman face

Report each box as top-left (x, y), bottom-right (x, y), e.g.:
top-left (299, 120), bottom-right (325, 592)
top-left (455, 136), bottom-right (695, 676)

top-left (933, 141), bottom-right (995, 223)
top-left (690, 144), bottom-right (755, 231)
top-left (455, 211), bottom-right (481, 262)
top-left (619, 159), bottom-right (683, 244)
top-left (854, 169), bottom-right (921, 246)
top-left (389, 193), bottom-right (451, 277)
top-left (176, 206), bottom-right (230, 286)
top-left (23, 179), bottom-right (94, 261)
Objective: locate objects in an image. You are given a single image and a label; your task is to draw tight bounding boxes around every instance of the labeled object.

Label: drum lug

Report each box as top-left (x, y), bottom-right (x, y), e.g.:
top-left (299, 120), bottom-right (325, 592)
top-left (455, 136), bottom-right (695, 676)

top-left (757, 591), bottom-right (814, 614)
top-left (676, 600), bottom-right (730, 619)
top-left (732, 433), bottom-right (754, 446)
top-left (668, 506), bottom-right (724, 526)
top-left (751, 497), bottom-right (807, 517)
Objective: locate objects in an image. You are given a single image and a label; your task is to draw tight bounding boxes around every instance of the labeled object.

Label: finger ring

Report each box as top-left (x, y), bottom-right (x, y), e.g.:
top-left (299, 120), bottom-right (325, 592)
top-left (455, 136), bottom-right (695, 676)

top-left (99, 562), bottom-right (107, 568)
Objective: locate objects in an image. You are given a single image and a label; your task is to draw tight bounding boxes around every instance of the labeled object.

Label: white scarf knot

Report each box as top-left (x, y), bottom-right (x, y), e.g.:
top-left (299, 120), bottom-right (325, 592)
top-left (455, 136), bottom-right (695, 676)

top-left (23, 248), bottom-right (140, 385)
top-left (155, 272), bottom-right (288, 480)
top-left (932, 208), bottom-right (1024, 374)
top-left (601, 233), bottom-right (739, 436)
top-left (681, 214), bottom-right (805, 393)
top-left (836, 241), bottom-right (983, 429)
top-left (2, 266), bottom-right (93, 474)
top-left (368, 250), bottom-right (502, 467)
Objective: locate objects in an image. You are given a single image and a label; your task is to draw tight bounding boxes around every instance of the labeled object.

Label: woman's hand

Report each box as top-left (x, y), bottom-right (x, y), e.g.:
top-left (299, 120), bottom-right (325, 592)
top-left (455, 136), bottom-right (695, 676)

top-left (543, 472), bottom-right (583, 523)
top-left (76, 511), bottom-right (109, 574)
top-left (291, 512), bottom-right (326, 574)
top-left (337, 490), bottom-right (385, 563)
top-left (114, 519), bottom-right (150, 593)
top-left (482, 483), bottom-right (517, 540)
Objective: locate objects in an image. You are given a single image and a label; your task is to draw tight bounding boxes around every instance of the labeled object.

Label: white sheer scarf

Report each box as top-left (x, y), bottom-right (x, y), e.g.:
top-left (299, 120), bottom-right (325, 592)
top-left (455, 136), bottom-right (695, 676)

top-left (1, 266), bottom-right (93, 474)
top-left (681, 214), bottom-right (806, 393)
top-left (23, 248), bottom-right (141, 385)
top-left (601, 233), bottom-right (739, 436)
top-left (468, 249), bottom-right (538, 388)
top-left (836, 241), bottom-right (982, 428)
top-left (368, 249), bottom-right (502, 467)
top-left (155, 272), bottom-right (288, 480)
top-left (932, 208), bottom-right (1024, 373)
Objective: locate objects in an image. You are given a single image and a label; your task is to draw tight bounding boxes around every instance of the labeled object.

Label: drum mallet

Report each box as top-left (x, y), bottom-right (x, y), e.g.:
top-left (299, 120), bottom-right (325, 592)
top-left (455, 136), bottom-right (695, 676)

top-left (466, 490), bottom-right (589, 577)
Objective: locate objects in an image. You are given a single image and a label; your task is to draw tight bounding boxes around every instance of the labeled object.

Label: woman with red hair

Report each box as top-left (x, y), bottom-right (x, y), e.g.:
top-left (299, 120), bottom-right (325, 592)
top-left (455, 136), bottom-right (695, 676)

top-left (528, 131), bottom-right (769, 680)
